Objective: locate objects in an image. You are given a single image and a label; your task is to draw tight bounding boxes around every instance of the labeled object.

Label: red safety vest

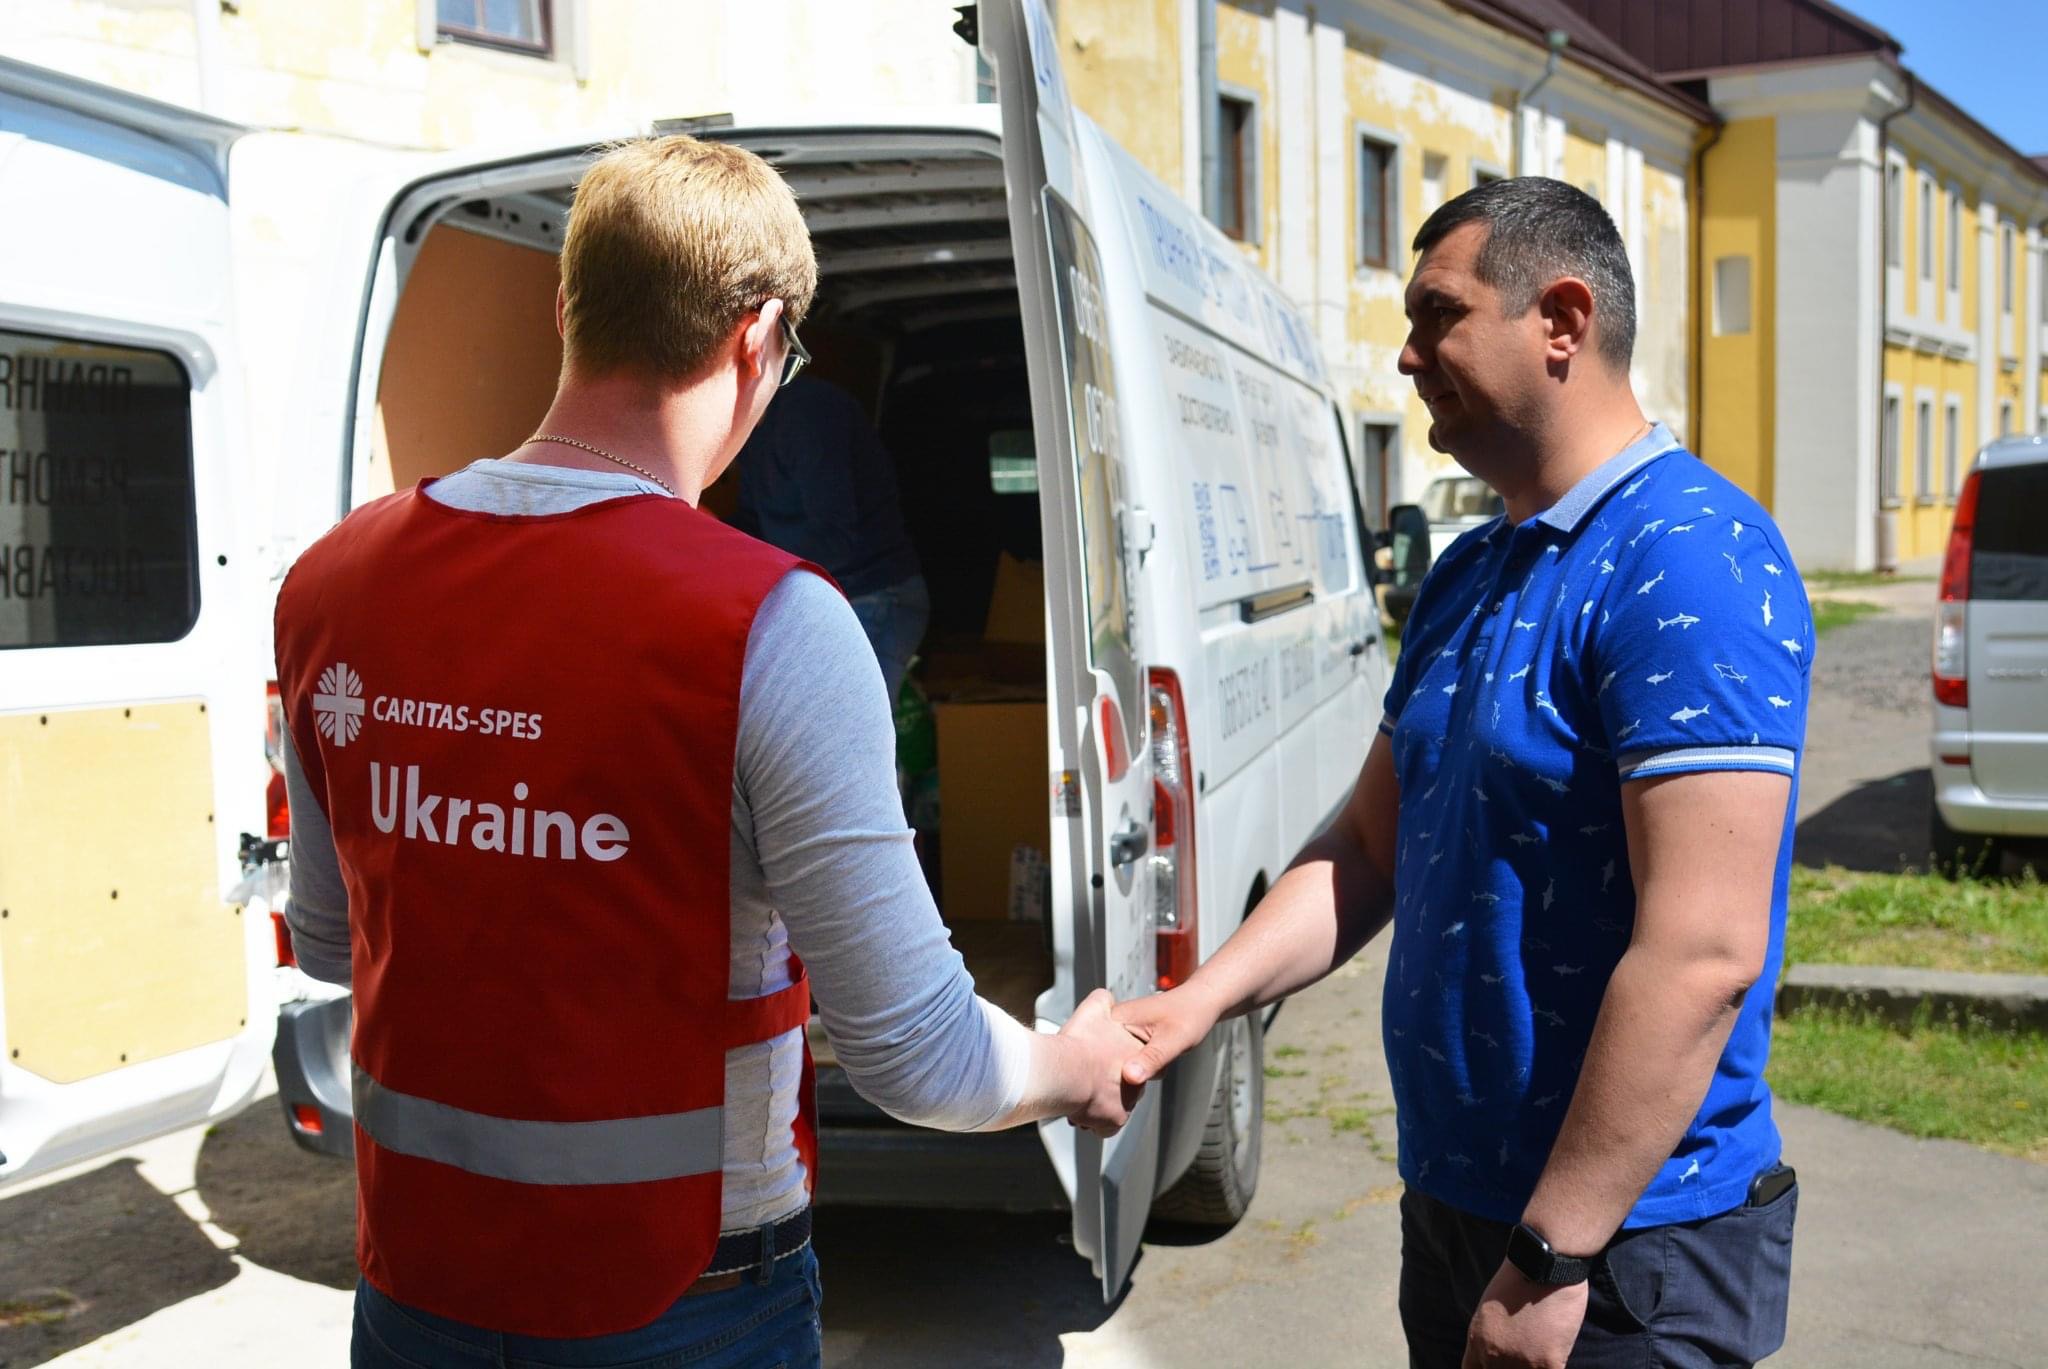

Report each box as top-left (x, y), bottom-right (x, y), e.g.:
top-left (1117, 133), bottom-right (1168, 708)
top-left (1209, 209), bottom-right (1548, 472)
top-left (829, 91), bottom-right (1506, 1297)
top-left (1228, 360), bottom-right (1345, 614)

top-left (275, 484), bottom-right (821, 1337)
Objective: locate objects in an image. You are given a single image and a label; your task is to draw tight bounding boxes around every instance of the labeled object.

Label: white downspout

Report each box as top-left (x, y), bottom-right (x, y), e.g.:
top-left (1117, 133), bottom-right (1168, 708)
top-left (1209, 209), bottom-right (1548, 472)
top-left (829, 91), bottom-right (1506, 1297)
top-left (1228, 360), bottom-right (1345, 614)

top-left (1512, 30), bottom-right (1569, 179)
top-left (190, 0), bottom-right (227, 117)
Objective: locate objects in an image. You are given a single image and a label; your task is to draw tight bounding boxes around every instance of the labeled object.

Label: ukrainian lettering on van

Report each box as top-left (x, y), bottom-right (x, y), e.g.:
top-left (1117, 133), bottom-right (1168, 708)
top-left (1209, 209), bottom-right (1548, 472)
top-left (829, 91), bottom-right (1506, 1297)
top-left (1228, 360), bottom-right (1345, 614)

top-left (367, 762), bottom-right (629, 861)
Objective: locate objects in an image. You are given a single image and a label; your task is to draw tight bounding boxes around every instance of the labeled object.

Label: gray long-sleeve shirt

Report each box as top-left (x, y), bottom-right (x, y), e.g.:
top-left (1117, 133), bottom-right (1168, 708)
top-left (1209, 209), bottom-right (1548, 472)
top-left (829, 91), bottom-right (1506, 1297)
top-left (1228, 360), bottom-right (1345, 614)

top-left (283, 459), bottom-right (1031, 1229)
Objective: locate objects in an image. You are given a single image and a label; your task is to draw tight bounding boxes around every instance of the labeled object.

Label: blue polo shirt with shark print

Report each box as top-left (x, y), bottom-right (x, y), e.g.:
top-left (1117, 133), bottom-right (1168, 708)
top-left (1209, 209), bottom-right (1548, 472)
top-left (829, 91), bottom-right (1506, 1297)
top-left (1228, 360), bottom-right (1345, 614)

top-left (1379, 423), bottom-right (1812, 1228)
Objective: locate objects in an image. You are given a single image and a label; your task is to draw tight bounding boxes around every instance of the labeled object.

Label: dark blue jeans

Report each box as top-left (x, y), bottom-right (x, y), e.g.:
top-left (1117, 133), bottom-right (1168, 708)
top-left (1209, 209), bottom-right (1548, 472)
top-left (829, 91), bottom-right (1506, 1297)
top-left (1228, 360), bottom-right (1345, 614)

top-left (848, 574), bottom-right (930, 708)
top-left (1399, 1182), bottom-right (1797, 1367)
top-left (351, 1247), bottom-right (822, 1369)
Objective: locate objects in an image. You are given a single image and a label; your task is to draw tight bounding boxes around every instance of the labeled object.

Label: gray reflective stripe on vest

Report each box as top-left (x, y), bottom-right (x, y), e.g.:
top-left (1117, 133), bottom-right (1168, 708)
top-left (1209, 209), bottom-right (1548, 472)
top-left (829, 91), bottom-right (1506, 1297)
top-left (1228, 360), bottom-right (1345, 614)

top-left (353, 1067), bottom-right (723, 1187)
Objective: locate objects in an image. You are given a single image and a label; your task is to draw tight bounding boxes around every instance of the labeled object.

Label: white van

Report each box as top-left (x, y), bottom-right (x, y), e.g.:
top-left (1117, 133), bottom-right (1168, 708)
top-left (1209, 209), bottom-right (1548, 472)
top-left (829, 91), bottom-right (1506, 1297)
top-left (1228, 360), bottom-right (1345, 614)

top-left (5, 0), bottom-right (1388, 1295)
top-left (0, 59), bottom-right (277, 1189)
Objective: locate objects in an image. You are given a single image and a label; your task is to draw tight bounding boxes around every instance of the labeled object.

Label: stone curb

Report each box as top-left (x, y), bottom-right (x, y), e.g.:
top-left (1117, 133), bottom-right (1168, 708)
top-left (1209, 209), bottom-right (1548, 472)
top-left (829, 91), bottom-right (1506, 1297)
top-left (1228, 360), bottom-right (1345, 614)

top-left (1777, 963), bottom-right (2048, 1033)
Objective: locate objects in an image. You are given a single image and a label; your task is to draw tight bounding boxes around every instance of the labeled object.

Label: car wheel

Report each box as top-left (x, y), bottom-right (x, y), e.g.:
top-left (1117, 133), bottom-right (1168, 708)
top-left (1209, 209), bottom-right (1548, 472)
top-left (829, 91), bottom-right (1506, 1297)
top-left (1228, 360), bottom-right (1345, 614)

top-left (1930, 802), bottom-right (1998, 879)
top-left (1149, 1011), bottom-right (1262, 1228)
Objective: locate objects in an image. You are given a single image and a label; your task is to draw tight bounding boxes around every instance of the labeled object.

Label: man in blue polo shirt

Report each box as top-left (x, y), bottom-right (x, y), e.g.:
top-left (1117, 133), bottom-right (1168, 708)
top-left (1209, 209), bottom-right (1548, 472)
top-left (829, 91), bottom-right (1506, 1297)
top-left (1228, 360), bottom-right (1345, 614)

top-left (1117, 178), bottom-right (1808, 1368)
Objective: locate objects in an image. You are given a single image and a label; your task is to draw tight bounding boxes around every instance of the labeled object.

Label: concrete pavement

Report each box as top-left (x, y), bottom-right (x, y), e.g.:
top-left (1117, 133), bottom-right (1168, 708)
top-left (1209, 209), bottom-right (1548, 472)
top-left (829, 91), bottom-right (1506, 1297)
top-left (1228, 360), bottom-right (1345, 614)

top-left (6, 587), bottom-right (2044, 1367)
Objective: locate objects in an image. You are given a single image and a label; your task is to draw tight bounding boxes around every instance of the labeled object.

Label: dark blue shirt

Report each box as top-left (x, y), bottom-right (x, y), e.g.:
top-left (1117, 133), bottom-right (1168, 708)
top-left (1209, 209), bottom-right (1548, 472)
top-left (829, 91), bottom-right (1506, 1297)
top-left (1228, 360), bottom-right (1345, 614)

top-left (732, 376), bottom-right (921, 598)
top-left (1380, 424), bottom-right (1813, 1227)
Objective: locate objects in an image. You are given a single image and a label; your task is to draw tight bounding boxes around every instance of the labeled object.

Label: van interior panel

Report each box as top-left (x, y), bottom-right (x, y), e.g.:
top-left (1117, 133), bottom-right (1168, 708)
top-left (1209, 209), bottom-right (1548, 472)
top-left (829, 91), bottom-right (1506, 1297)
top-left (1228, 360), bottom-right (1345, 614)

top-left (374, 133), bottom-right (1053, 1046)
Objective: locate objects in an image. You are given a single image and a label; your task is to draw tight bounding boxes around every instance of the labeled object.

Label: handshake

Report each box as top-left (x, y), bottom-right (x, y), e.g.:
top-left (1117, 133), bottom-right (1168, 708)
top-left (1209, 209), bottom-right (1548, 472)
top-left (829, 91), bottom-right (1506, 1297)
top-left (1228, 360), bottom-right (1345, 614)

top-left (1041, 985), bottom-right (1220, 1136)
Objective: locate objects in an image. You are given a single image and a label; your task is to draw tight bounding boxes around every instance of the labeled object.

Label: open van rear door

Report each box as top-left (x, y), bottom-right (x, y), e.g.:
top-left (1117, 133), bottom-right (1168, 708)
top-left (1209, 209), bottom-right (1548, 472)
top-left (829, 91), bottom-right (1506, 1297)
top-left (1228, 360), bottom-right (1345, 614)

top-left (980, 0), bottom-right (1161, 1299)
top-left (0, 59), bottom-right (273, 1189)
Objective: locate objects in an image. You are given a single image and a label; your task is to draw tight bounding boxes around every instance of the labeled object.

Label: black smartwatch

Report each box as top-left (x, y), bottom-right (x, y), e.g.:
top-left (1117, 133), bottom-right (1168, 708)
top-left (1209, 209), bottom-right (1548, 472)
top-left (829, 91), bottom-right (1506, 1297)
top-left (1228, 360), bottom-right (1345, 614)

top-left (1506, 1223), bottom-right (1593, 1286)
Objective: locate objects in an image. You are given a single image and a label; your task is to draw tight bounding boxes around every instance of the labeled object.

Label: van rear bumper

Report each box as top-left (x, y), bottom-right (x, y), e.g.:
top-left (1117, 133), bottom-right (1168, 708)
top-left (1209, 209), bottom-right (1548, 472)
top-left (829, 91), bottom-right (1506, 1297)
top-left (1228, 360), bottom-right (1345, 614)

top-left (813, 1065), bottom-right (1069, 1212)
top-left (273, 996), bottom-right (354, 1160)
top-left (1931, 750), bottom-right (2048, 837)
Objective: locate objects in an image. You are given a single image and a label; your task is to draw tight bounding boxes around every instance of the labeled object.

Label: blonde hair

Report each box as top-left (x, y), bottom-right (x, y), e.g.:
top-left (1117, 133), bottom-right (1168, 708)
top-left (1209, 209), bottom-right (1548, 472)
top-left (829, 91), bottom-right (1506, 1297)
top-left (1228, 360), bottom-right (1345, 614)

top-left (559, 135), bottom-right (816, 381)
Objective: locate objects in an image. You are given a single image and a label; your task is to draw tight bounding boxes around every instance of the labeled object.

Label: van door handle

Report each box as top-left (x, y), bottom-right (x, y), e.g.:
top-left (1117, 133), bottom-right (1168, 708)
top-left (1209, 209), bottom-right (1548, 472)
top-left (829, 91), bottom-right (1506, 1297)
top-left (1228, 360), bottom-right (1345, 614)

top-left (1107, 820), bottom-right (1149, 867)
top-left (1349, 635), bottom-right (1376, 657)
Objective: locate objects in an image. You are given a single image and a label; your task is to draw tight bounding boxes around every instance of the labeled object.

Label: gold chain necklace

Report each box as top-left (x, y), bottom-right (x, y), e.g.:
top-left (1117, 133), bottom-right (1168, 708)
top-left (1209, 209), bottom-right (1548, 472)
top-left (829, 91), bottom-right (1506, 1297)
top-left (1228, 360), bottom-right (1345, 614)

top-left (526, 433), bottom-right (677, 497)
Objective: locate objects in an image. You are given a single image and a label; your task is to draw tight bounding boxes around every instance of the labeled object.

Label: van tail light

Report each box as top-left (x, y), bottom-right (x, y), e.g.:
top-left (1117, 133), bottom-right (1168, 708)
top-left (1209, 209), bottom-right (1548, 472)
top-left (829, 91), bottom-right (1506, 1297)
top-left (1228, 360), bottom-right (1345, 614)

top-left (1147, 668), bottom-right (1198, 991)
top-left (265, 681), bottom-right (291, 839)
top-left (1933, 470), bottom-right (1979, 707)
top-left (291, 1103), bottom-right (324, 1136)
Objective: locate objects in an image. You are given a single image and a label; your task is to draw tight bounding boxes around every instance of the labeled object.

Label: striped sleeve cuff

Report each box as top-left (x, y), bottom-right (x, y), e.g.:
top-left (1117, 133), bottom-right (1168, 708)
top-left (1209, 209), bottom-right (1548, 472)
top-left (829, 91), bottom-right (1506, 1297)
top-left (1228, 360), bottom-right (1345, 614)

top-left (1378, 714), bottom-right (1397, 737)
top-left (1617, 744), bottom-right (1795, 782)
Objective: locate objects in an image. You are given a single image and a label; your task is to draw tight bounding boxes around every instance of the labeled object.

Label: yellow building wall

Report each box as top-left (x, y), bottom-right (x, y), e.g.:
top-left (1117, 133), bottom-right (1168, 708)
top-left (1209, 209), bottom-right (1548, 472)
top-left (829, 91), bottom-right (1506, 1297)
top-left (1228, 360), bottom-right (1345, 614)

top-left (1962, 194), bottom-right (1980, 334)
top-left (2, 0), bottom-right (972, 152)
top-left (1640, 158), bottom-right (1693, 444)
top-left (1562, 123), bottom-right (1606, 201)
top-left (1057, 0), bottom-right (1186, 192)
top-left (1883, 344), bottom-right (1975, 562)
top-left (1338, 34), bottom-right (1515, 469)
top-left (1696, 117), bottom-right (1774, 506)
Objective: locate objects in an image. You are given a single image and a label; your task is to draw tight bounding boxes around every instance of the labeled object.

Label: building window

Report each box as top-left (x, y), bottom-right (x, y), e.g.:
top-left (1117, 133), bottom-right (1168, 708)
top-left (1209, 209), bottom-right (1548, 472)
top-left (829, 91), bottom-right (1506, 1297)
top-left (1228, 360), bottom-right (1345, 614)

top-left (1885, 163), bottom-right (1902, 269)
top-left (2001, 399), bottom-right (2015, 438)
top-left (1712, 256), bottom-right (1752, 336)
top-left (1358, 422), bottom-right (1399, 531)
top-left (437, 0), bottom-right (551, 54)
top-left (1421, 152), bottom-right (1447, 218)
top-left (1918, 173), bottom-right (1934, 284)
top-left (1915, 399), bottom-right (1934, 503)
top-left (1358, 134), bottom-right (1396, 269)
top-left (1944, 401), bottom-right (1961, 499)
top-left (975, 52), bottom-right (997, 104)
top-left (2001, 221), bottom-right (2015, 317)
top-left (1217, 93), bottom-right (1256, 243)
top-left (1881, 394), bottom-right (1901, 507)
top-left (1946, 190), bottom-right (1961, 295)
top-left (1474, 166), bottom-right (1502, 187)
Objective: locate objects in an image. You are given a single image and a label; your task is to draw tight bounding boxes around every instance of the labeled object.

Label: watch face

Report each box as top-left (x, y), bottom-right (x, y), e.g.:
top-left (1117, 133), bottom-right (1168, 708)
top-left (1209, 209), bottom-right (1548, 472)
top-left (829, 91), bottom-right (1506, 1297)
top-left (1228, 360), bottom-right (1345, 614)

top-left (1508, 1224), bottom-right (1589, 1285)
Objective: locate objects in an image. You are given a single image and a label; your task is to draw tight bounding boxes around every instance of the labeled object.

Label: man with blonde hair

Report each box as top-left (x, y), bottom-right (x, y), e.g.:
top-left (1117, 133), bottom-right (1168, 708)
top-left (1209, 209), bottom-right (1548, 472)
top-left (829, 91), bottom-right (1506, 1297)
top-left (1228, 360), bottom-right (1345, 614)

top-left (277, 134), bottom-right (1141, 1369)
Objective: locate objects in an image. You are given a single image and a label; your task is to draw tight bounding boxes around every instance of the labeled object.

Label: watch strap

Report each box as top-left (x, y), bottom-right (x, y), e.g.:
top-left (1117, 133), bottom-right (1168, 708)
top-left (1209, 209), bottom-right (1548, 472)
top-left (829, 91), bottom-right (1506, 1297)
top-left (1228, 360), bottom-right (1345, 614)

top-left (1506, 1222), bottom-right (1593, 1286)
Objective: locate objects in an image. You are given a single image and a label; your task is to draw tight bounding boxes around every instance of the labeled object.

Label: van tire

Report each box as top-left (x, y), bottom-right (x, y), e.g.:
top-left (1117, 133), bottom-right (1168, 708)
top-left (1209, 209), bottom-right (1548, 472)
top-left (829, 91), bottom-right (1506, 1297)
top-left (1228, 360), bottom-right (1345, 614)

top-left (1150, 1012), bottom-right (1262, 1228)
top-left (1929, 803), bottom-right (1998, 879)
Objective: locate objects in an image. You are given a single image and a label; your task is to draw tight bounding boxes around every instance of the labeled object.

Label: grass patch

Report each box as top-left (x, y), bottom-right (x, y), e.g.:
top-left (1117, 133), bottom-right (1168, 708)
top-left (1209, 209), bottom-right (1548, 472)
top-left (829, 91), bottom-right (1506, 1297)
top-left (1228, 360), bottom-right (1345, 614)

top-left (1805, 570), bottom-right (1933, 590)
top-left (1768, 1006), bottom-right (2048, 1161)
top-left (1786, 865), bottom-right (2048, 975)
top-left (1273, 1044), bottom-right (1307, 1059)
top-left (1811, 598), bottom-right (1884, 635)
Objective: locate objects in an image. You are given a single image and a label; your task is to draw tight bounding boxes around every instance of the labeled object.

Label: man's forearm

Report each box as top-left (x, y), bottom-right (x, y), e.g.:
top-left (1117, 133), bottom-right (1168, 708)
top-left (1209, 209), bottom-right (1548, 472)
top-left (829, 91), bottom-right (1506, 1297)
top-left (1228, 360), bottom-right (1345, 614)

top-left (1519, 944), bottom-right (1753, 1254)
top-left (1176, 825), bottom-right (1394, 1026)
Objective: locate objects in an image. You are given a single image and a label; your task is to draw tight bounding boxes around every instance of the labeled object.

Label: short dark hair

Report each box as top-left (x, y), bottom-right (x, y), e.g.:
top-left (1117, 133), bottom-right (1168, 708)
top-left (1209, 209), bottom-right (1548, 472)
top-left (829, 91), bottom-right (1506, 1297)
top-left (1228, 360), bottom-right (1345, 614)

top-left (1411, 177), bottom-right (1636, 370)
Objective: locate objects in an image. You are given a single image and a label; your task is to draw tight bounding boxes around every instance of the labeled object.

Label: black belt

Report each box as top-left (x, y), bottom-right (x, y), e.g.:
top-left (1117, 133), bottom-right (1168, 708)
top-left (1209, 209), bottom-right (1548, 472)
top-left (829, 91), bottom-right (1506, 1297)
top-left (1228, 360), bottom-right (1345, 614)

top-left (689, 1206), bottom-right (813, 1294)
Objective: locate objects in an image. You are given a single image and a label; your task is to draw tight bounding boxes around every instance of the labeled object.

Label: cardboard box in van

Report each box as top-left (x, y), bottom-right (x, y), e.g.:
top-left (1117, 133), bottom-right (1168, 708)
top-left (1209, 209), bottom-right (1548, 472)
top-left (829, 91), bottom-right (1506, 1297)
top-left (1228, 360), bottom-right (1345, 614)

top-left (932, 698), bottom-right (1049, 923)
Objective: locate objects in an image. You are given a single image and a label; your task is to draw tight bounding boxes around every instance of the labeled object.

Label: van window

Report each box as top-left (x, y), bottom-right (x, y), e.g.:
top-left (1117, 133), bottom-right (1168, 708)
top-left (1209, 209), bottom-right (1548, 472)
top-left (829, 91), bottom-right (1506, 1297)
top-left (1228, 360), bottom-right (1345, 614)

top-left (0, 329), bottom-right (199, 649)
top-left (1972, 463), bottom-right (2048, 601)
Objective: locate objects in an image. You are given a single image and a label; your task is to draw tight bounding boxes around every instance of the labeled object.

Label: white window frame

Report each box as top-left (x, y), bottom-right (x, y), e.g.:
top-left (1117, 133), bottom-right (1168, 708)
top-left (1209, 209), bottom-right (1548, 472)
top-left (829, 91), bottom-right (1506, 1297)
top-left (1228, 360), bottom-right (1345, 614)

top-left (1881, 385), bottom-right (1903, 509)
top-left (1354, 121), bottom-right (1403, 275)
top-left (2001, 218), bottom-right (2016, 322)
top-left (1712, 255), bottom-right (1752, 337)
top-left (1945, 182), bottom-right (1963, 324)
top-left (416, 0), bottom-right (590, 79)
top-left (1470, 156), bottom-right (1506, 189)
top-left (1216, 83), bottom-right (1263, 247)
top-left (1355, 414), bottom-right (1403, 531)
top-left (1420, 150), bottom-right (1450, 219)
top-left (1943, 397), bottom-right (1962, 501)
top-left (1918, 170), bottom-right (1935, 290)
top-left (1884, 151), bottom-right (1906, 328)
top-left (1913, 390), bottom-right (1935, 505)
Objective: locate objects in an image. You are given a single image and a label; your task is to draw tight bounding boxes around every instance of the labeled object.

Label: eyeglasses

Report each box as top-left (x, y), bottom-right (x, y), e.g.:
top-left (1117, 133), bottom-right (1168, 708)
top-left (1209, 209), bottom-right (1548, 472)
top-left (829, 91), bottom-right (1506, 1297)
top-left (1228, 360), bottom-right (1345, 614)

top-left (777, 313), bottom-right (810, 388)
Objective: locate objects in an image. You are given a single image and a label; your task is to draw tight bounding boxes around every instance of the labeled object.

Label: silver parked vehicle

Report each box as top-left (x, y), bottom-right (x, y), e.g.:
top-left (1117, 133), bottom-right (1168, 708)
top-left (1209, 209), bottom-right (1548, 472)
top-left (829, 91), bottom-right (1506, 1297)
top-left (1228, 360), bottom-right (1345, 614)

top-left (1930, 435), bottom-right (2048, 874)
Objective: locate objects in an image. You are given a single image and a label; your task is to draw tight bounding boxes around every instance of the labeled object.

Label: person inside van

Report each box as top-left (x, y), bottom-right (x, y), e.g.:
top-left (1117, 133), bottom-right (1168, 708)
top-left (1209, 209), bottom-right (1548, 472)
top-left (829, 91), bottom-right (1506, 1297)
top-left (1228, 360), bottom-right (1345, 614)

top-left (274, 134), bottom-right (1142, 1369)
top-left (732, 373), bottom-right (929, 705)
top-left (1114, 178), bottom-right (1810, 1369)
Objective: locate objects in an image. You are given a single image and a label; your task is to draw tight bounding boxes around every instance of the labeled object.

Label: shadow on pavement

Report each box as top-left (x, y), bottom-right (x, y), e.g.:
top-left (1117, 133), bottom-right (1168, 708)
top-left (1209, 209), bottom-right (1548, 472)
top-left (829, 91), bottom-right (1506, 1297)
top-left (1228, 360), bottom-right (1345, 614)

top-left (816, 1207), bottom-right (1114, 1368)
top-left (195, 1098), bottom-right (358, 1290)
top-left (0, 1159), bottom-right (237, 1368)
top-left (1795, 767), bottom-right (1931, 873)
